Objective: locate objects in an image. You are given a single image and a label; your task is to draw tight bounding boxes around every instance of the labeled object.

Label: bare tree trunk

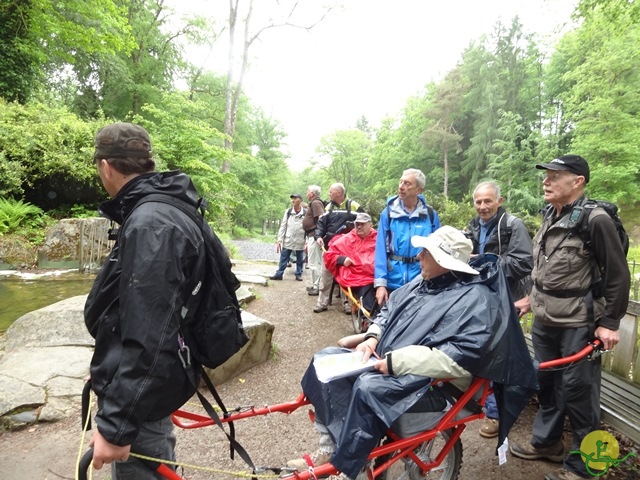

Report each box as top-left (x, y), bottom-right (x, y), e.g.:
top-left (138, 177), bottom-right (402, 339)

top-left (221, 1), bottom-right (333, 173)
top-left (443, 148), bottom-right (449, 199)
top-left (222, 0), bottom-right (241, 172)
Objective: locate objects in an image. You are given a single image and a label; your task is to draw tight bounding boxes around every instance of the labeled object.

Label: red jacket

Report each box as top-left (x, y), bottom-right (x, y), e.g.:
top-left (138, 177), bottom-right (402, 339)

top-left (324, 228), bottom-right (377, 287)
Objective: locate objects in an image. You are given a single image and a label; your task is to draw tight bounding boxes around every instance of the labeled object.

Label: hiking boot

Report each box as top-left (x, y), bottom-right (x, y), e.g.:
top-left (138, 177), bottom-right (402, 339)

top-left (269, 275), bottom-right (283, 281)
top-left (544, 468), bottom-right (586, 480)
top-left (308, 288), bottom-right (319, 296)
top-left (287, 450), bottom-right (332, 471)
top-left (295, 275), bottom-right (303, 281)
top-left (478, 418), bottom-right (499, 438)
top-left (306, 286), bottom-right (315, 291)
top-left (313, 306), bottom-right (328, 313)
top-left (328, 475), bottom-right (352, 480)
top-left (510, 440), bottom-right (564, 463)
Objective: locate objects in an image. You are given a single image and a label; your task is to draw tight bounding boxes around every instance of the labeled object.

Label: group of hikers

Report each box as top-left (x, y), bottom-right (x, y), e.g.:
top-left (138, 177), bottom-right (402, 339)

top-left (85, 122), bottom-right (629, 480)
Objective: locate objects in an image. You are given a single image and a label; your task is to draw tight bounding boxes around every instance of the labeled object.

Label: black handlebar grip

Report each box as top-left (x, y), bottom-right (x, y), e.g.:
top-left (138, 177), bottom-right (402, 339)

top-left (78, 448), bottom-right (94, 480)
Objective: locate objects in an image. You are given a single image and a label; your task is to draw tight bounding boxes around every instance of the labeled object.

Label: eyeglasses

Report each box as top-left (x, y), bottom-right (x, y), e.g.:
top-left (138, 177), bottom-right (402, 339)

top-left (541, 171), bottom-right (577, 182)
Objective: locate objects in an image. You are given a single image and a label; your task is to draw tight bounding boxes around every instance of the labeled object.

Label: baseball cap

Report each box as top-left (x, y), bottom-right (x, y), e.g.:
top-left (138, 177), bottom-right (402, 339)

top-left (94, 123), bottom-right (152, 161)
top-left (354, 212), bottom-right (372, 223)
top-left (411, 226), bottom-right (479, 275)
top-left (290, 193), bottom-right (303, 199)
top-left (535, 155), bottom-right (590, 184)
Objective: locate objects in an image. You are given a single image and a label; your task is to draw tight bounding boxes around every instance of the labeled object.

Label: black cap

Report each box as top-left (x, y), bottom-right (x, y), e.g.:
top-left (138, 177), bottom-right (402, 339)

top-left (535, 155), bottom-right (590, 184)
top-left (290, 193), bottom-right (302, 199)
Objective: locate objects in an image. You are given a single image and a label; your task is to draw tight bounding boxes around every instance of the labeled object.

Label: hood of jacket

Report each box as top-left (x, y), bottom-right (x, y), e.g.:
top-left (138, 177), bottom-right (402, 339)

top-left (99, 170), bottom-right (201, 225)
top-left (386, 194), bottom-right (430, 219)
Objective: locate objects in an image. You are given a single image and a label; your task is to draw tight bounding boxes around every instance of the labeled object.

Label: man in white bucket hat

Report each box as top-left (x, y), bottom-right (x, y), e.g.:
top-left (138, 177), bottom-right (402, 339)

top-left (410, 225), bottom-right (479, 276)
top-left (287, 226), bottom-right (537, 480)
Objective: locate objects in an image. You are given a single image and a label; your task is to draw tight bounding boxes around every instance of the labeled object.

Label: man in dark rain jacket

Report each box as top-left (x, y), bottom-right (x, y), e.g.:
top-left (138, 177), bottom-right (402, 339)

top-left (287, 226), bottom-right (538, 480)
top-left (85, 123), bottom-right (204, 478)
top-left (466, 180), bottom-right (533, 438)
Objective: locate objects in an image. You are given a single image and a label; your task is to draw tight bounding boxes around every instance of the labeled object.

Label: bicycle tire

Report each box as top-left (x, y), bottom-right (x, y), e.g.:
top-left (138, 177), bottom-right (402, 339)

top-left (383, 429), bottom-right (463, 480)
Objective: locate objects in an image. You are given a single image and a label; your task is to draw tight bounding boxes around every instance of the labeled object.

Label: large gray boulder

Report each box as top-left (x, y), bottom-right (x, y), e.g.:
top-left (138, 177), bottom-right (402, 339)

top-left (0, 291), bottom-right (272, 430)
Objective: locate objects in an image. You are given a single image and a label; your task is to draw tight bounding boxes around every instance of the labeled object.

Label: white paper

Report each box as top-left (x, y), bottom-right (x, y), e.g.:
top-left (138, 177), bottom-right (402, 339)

top-left (313, 351), bottom-right (377, 383)
top-left (498, 436), bottom-right (509, 465)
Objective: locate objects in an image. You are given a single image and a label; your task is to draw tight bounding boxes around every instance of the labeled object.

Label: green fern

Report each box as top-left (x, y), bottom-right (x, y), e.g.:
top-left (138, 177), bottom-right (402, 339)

top-left (0, 198), bottom-right (43, 235)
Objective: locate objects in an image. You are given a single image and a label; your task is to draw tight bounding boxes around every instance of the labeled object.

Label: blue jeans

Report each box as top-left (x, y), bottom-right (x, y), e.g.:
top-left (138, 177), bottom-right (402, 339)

top-left (485, 389), bottom-right (499, 419)
top-left (111, 416), bottom-right (176, 480)
top-left (275, 248), bottom-right (304, 276)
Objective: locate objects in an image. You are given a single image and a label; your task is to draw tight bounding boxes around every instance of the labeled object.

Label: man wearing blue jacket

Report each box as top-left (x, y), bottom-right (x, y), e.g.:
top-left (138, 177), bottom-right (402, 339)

top-left (374, 169), bottom-right (440, 307)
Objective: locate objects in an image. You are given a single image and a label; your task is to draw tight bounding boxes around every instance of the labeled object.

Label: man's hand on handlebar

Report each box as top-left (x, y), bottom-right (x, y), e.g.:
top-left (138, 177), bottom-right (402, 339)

top-left (89, 431), bottom-right (131, 470)
top-left (594, 326), bottom-right (619, 351)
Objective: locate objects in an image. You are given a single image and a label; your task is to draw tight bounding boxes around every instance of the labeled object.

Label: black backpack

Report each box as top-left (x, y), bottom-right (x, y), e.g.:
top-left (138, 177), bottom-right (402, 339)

top-left (576, 199), bottom-right (629, 257)
top-left (133, 193), bottom-right (249, 369)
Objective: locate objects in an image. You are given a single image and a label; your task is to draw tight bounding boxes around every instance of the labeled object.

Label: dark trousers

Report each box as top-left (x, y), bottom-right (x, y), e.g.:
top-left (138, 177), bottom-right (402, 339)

top-left (112, 416), bottom-right (176, 479)
top-left (531, 322), bottom-right (601, 478)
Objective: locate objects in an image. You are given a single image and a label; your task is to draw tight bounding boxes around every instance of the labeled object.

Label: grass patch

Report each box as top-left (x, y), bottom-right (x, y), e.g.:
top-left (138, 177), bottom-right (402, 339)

top-left (269, 342), bottom-right (280, 360)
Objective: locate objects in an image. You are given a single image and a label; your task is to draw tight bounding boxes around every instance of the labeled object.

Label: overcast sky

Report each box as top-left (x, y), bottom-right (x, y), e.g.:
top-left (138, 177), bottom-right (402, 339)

top-left (179, 0), bottom-right (577, 170)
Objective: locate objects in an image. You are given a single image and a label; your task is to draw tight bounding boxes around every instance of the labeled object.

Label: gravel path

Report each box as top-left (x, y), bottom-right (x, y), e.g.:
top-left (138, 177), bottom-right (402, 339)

top-left (232, 240), bottom-right (280, 263)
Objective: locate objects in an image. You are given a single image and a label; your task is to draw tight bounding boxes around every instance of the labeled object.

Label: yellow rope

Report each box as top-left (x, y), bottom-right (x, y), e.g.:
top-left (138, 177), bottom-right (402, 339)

top-left (129, 452), bottom-right (280, 478)
top-left (182, 399), bottom-right (222, 412)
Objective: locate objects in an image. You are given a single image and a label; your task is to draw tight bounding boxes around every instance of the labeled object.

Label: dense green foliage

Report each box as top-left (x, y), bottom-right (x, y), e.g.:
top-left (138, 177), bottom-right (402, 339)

top-left (0, 0), bottom-right (638, 241)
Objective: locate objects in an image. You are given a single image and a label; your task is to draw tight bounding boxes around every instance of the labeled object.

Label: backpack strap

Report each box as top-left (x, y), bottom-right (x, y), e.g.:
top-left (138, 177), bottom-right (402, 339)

top-left (496, 212), bottom-right (513, 256)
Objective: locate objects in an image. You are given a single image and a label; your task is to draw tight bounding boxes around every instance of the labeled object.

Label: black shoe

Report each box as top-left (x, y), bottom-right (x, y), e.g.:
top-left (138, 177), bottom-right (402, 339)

top-left (295, 275), bottom-right (303, 281)
top-left (269, 275), bottom-right (283, 280)
top-left (313, 306), bottom-right (328, 313)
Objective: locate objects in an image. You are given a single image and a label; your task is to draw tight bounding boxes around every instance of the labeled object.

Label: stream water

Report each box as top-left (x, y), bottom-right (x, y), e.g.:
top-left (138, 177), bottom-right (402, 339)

top-left (0, 272), bottom-right (95, 334)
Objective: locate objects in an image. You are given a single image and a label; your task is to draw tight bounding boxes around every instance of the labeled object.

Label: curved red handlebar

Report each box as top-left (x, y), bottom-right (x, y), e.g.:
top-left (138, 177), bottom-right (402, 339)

top-left (539, 339), bottom-right (603, 370)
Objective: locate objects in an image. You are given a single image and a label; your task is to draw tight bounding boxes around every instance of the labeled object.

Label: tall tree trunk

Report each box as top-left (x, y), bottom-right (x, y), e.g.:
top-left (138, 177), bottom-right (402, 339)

top-left (443, 148), bottom-right (449, 199)
top-left (222, 0), bottom-right (241, 173)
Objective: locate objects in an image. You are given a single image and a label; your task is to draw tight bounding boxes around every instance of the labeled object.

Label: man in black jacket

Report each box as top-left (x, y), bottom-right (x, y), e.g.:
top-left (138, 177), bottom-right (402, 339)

top-left (85, 123), bottom-right (204, 478)
top-left (312, 182), bottom-right (363, 313)
top-left (466, 180), bottom-right (533, 439)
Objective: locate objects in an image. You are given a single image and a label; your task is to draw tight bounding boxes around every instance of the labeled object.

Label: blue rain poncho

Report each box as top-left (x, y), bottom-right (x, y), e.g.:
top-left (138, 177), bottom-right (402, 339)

top-left (301, 254), bottom-right (538, 478)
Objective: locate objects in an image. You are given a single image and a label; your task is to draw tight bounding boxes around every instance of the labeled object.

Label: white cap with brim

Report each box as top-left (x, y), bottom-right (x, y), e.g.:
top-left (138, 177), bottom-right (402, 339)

top-left (411, 226), bottom-right (479, 275)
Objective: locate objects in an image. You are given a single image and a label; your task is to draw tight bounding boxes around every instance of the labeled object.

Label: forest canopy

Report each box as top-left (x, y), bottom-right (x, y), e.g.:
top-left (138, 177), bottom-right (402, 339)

top-left (0, 0), bottom-right (638, 233)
